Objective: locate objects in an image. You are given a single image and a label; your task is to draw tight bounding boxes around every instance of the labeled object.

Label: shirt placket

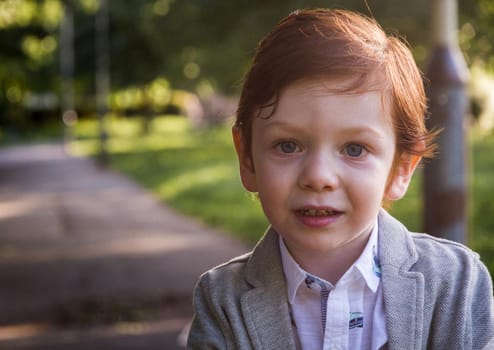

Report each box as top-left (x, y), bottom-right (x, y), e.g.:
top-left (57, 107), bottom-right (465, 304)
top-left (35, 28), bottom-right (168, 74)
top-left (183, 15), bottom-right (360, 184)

top-left (305, 274), bottom-right (331, 333)
top-left (324, 286), bottom-right (350, 350)
top-left (305, 274), bottom-right (350, 350)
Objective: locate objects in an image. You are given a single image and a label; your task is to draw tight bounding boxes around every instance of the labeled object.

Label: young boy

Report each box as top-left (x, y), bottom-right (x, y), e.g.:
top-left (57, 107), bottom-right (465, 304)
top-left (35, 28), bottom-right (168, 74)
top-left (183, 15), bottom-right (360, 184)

top-left (187, 8), bottom-right (494, 349)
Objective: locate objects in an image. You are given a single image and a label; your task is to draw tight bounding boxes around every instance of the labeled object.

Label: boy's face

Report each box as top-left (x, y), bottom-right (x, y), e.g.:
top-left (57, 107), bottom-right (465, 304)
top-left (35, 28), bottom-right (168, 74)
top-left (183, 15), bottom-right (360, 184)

top-left (233, 79), bottom-right (420, 259)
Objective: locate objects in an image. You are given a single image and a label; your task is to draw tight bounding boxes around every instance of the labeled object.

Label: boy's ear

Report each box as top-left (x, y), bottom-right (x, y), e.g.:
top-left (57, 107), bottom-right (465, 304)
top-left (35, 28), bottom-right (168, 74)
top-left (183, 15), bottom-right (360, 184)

top-left (385, 152), bottom-right (422, 201)
top-left (232, 126), bottom-right (258, 192)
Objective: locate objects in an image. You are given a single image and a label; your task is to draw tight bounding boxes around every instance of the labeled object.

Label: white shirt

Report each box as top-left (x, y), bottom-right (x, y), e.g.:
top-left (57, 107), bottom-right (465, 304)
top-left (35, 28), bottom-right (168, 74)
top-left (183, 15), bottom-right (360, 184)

top-left (279, 221), bottom-right (388, 350)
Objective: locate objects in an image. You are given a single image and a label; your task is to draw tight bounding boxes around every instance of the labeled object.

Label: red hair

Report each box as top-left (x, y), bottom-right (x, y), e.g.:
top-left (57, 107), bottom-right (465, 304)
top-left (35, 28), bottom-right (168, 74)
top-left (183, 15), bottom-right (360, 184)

top-left (235, 8), bottom-right (436, 159)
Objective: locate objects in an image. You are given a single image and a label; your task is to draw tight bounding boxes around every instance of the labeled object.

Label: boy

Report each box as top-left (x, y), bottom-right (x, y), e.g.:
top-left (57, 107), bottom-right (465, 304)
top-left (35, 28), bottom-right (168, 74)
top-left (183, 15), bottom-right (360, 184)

top-left (187, 8), bottom-right (494, 349)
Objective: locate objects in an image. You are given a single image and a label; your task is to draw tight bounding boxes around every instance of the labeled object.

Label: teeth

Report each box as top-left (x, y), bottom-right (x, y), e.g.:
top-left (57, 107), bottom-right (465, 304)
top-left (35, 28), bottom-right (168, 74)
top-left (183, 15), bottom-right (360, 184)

top-left (302, 209), bottom-right (334, 217)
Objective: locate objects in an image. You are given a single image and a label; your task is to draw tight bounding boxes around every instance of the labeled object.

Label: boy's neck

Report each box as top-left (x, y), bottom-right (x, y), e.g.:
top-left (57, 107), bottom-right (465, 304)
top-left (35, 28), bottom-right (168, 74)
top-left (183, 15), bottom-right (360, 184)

top-left (291, 230), bottom-right (372, 285)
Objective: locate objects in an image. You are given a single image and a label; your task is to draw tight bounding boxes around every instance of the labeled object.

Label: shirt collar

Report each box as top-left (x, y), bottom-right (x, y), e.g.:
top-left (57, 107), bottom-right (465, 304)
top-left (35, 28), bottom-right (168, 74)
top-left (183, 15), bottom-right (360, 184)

top-left (279, 218), bottom-right (381, 305)
top-left (353, 219), bottom-right (381, 293)
top-left (279, 235), bottom-right (307, 304)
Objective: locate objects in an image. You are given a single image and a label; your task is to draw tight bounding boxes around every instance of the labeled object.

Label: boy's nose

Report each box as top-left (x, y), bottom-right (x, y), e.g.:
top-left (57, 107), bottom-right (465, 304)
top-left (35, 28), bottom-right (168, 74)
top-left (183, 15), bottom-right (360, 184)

top-left (298, 152), bottom-right (340, 192)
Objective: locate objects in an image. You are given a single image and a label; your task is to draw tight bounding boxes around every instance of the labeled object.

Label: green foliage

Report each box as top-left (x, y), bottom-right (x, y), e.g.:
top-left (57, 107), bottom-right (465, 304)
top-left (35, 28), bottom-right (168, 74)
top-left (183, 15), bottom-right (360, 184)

top-left (72, 116), bottom-right (494, 274)
top-left (459, 0), bottom-right (494, 69)
top-left (2, 0), bottom-right (494, 138)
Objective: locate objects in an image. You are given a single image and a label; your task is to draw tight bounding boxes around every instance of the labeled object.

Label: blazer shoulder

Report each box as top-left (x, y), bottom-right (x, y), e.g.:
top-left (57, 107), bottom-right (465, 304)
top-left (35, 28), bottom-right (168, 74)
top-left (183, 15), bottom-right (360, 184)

top-left (196, 251), bottom-right (253, 295)
top-left (378, 210), bottom-right (481, 272)
top-left (410, 232), bottom-right (480, 263)
top-left (407, 232), bottom-right (489, 285)
top-left (213, 251), bottom-right (252, 270)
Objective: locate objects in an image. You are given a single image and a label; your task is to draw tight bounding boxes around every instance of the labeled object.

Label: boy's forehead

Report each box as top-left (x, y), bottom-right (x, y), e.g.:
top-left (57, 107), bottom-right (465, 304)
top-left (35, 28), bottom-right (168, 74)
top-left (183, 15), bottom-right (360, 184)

top-left (266, 77), bottom-right (393, 116)
top-left (253, 78), bottom-right (395, 131)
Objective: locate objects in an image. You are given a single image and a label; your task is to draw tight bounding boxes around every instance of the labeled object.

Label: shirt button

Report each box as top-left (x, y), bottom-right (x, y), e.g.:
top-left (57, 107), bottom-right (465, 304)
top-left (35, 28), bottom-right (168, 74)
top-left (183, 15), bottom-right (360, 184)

top-left (305, 276), bottom-right (315, 285)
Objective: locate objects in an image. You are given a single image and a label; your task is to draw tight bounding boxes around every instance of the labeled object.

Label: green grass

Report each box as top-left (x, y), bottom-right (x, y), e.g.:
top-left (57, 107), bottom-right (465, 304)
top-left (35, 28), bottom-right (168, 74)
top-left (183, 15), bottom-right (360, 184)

top-left (469, 135), bottom-right (494, 273)
top-left (71, 115), bottom-right (494, 272)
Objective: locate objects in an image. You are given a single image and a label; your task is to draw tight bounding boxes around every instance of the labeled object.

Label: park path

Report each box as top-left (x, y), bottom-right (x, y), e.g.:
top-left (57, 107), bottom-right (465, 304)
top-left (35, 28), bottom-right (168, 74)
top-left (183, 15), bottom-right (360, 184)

top-left (0, 143), bottom-right (249, 349)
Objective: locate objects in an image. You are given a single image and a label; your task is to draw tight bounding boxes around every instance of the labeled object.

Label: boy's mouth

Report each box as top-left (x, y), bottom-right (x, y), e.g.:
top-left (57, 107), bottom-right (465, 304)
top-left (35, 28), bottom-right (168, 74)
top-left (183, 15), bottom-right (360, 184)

top-left (295, 206), bottom-right (342, 228)
top-left (297, 207), bottom-right (340, 217)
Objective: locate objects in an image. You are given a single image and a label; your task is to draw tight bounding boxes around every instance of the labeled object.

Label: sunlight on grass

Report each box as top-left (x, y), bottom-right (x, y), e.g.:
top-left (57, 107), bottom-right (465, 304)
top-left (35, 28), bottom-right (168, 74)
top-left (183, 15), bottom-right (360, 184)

top-left (152, 116), bottom-right (191, 134)
top-left (70, 139), bottom-right (100, 157)
top-left (158, 163), bottom-right (236, 199)
top-left (70, 115), bottom-right (197, 156)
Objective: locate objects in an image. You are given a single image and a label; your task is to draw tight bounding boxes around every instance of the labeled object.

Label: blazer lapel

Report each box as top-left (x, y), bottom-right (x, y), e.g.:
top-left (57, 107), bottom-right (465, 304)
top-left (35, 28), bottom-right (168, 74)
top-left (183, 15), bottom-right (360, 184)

top-left (240, 228), bottom-right (296, 349)
top-left (378, 210), bottom-right (425, 350)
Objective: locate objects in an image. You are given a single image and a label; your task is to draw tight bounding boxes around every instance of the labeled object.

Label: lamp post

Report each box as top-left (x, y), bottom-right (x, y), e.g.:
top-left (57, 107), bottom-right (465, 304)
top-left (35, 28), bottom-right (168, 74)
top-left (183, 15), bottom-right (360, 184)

top-left (424, 0), bottom-right (469, 243)
top-left (95, 0), bottom-right (110, 165)
top-left (60, 0), bottom-right (77, 151)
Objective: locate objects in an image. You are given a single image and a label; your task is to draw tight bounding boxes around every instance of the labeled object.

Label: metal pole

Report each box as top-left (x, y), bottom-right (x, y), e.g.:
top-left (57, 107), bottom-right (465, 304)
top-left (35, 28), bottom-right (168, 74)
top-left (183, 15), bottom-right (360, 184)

top-left (424, 0), bottom-right (469, 243)
top-left (60, 0), bottom-right (77, 152)
top-left (95, 0), bottom-right (109, 165)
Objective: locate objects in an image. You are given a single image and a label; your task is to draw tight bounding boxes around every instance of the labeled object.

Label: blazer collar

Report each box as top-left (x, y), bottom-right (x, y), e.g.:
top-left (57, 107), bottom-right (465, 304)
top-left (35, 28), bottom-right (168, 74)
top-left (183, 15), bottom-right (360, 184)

top-left (241, 228), bottom-right (297, 349)
top-left (378, 209), bottom-right (425, 350)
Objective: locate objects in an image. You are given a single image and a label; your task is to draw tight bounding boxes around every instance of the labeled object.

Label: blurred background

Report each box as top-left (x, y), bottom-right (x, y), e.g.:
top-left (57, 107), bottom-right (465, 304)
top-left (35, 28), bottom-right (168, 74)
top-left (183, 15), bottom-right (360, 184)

top-left (1, 0), bottom-right (494, 349)
top-left (2, 0), bottom-right (494, 140)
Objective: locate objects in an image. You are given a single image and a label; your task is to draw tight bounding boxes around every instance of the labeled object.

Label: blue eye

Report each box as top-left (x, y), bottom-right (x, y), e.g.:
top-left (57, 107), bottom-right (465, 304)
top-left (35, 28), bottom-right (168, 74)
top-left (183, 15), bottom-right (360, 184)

top-left (277, 141), bottom-right (300, 154)
top-left (345, 144), bottom-right (365, 157)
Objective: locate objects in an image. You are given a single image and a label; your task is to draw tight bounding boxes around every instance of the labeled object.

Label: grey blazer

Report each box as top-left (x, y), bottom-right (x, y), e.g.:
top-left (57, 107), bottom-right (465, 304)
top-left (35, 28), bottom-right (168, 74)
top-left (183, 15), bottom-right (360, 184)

top-left (188, 210), bottom-right (494, 349)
